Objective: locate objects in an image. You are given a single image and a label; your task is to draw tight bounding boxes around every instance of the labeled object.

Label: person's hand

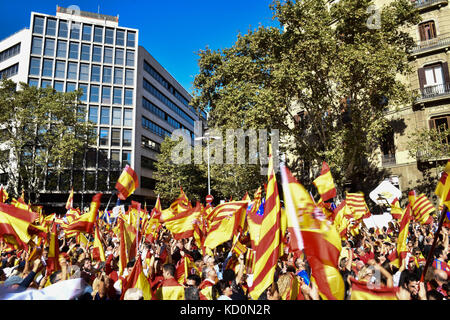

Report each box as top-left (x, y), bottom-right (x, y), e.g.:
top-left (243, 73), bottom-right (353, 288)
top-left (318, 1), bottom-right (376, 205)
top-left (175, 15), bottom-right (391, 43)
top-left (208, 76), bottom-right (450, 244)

top-left (418, 282), bottom-right (427, 300)
top-left (238, 254), bottom-right (245, 265)
top-left (180, 250), bottom-right (185, 257)
top-left (32, 258), bottom-right (41, 273)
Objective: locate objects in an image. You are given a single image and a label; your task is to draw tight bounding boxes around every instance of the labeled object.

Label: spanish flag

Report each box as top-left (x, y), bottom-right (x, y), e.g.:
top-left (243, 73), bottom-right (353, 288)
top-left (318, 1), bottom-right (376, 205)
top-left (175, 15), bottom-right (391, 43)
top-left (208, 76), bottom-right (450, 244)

top-left (0, 187), bottom-right (8, 203)
top-left (391, 203), bottom-right (412, 268)
top-left (115, 165), bottom-right (139, 200)
top-left (313, 162), bottom-right (337, 202)
top-left (160, 188), bottom-right (191, 222)
top-left (92, 223), bottom-right (106, 262)
top-left (390, 198), bottom-right (403, 220)
top-left (175, 254), bottom-right (199, 285)
top-left (118, 217), bottom-right (137, 276)
top-left (435, 160), bottom-right (450, 207)
top-left (65, 188), bottom-right (74, 210)
top-left (46, 220), bottom-right (61, 275)
top-left (350, 278), bottom-right (398, 300)
top-left (164, 202), bottom-right (202, 240)
top-left (249, 144), bottom-right (282, 300)
top-left (122, 258), bottom-right (153, 300)
top-left (64, 193), bottom-right (102, 234)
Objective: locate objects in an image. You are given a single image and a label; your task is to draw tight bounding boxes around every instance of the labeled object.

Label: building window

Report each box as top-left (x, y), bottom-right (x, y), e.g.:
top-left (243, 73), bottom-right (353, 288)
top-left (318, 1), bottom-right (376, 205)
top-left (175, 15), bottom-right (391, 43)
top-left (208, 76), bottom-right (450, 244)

top-left (111, 128), bottom-right (121, 146)
top-left (111, 150), bottom-right (120, 168)
top-left (104, 47), bottom-right (113, 64)
top-left (124, 89), bottom-right (133, 105)
top-left (29, 58), bottom-right (41, 76)
top-left (94, 26), bottom-right (103, 43)
top-left (114, 68), bottom-right (123, 84)
top-left (126, 50), bottom-right (134, 67)
top-left (90, 85), bottom-right (100, 103)
top-left (54, 61), bottom-right (66, 78)
top-left (112, 107), bottom-right (121, 125)
top-left (88, 106), bottom-right (98, 123)
top-left (0, 64), bottom-right (18, 79)
top-left (33, 16), bottom-right (45, 34)
top-left (113, 88), bottom-right (122, 104)
top-left (122, 151), bottom-right (131, 167)
top-left (31, 37), bottom-right (42, 55)
top-left (124, 109), bottom-right (132, 127)
top-left (103, 66), bottom-right (112, 83)
top-left (0, 43), bottom-right (21, 63)
top-left (58, 20), bottom-right (68, 38)
top-left (142, 116), bottom-right (171, 137)
top-left (92, 45), bottom-right (102, 63)
top-left (69, 42), bottom-right (79, 59)
top-left (54, 81), bottom-right (64, 92)
top-left (82, 25), bottom-right (92, 41)
top-left (41, 79), bottom-right (52, 88)
top-left (81, 44), bottom-right (90, 61)
top-left (116, 30), bottom-right (125, 46)
top-left (79, 63), bottom-right (89, 81)
top-left (429, 115), bottom-right (450, 145)
top-left (419, 21), bottom-right (437, 42)
top-left (79, 84), bottom-right (88, 102)
top-left (70, 22), bottom-right (81, 39)
top-left (67, 62), bottom-right (77, 80)
top-left (418, 63), bottom-right (450, 97)
top-left (102, 86), bottom-right (111, 104)
top-left (105, 28), bottom-right (114, 45)
top-left (42, 59), bottom-right (53, 77)
top-left (100, 107), bottom-right (110, 125)
top-left (141, 136), bottom-right (161, 152)
top-left (46, 19), bottom-right (57, 36)
top-left (143, 97), bottom-right (165, 119)
top-left (141, 156), bottom-right (157, 171)
top-left (115, 49), bottom-right (124, 65)
top-left (91, 65), bottom-right (101, 82)
top-left (44, 39), bottom-right (55, 56)
top-left (28, 78), bottom-right (39, 87)
top-left (56, 40), bottom-right (67, 58)
top-left (66, 82), bottom-right (76, 92)
top-left (125, 69), bottom-right (134, 85)
top-left (127, 31), bottom-right (136, 47)
top-left (141, 176), bottom-right (156, 189)
top-left (99, 128), bottom-right (109, 146)
top-left (123, 129), bottom-right (132, 147)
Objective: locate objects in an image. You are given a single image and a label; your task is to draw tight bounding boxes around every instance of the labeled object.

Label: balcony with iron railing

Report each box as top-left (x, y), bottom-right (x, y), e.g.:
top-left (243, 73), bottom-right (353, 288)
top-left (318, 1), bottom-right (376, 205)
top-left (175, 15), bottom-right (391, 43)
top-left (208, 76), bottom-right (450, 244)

top-left (414, 83), bottom-right (450, 104)
top-left (410, 32), bottom-right (450, 56)
top-left (411, 0), bottom-right (449, 11)
top-left (416, 147), bottom-right (450, 162)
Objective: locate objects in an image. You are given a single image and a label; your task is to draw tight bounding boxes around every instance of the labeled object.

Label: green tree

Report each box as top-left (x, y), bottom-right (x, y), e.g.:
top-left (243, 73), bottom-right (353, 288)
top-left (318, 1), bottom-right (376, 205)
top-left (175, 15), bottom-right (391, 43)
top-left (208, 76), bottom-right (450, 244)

top-left (191, 0), bottom-right (420, 196)
top-left (0, 79), bottom-right (95, 202)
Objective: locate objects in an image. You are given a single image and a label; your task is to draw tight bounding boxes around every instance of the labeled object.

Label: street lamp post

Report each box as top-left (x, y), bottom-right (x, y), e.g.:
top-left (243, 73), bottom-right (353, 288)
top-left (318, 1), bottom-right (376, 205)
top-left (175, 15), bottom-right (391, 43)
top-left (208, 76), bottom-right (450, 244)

top-left (195, 133), bottom-right (221, 196)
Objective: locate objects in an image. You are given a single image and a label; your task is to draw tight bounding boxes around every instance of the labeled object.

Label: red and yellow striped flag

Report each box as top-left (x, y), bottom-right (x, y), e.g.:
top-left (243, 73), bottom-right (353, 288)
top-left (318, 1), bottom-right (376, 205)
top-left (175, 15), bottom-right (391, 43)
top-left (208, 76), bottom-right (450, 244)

top-left (175, 254), bottom-right (199, 285)
top-left (121, 258), bottom-right (153, 300)
top-left (203, 201), bottom-right (248, 250)
top-left (390, 197), bottom-right (403, 220)
top-left (435, 160), bottom-right (450, 207)
top-left (0, 187), bottom-right (8, 203)
top-left (164, 202), bottom-right (202, 240)
top-left (118, 217), bottom-right (137, 276)
top-left (247, 187), bottom-right (263, 250)
top-left (411, 193), bottom-right (435, 225)
top-left (391, 203), bottom-right (412, 268)
top-left (65, 188), bottom-right (74, 210)
top-left (350, 278), bottom-right (398, 300)
top-left (115, 165), bottom-right (139, 200)
top-left (63, 193), bottom-right (102, 234)
top-left (345, 192), bottom-right (371, 220)
top-left (92, 223), bottom-right (106, 262)
top-left (249, 144), bottom-right (282, 300)
top-left (313, 162), bottom-right (337, 202)
top-left (46, 220), bottom-right (61, 275)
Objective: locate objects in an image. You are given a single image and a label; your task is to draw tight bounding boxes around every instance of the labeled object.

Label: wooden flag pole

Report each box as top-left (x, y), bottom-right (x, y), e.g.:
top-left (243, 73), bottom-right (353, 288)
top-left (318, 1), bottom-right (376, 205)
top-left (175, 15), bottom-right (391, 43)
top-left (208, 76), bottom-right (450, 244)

top-left (420, 205), bottom-right (447, 282)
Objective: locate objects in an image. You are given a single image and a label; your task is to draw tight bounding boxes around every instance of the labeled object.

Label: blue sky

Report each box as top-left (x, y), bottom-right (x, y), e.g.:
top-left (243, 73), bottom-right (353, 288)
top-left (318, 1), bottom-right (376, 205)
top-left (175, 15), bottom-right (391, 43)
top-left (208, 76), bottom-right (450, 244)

top-left (0, 0), bottom-right (278, 93)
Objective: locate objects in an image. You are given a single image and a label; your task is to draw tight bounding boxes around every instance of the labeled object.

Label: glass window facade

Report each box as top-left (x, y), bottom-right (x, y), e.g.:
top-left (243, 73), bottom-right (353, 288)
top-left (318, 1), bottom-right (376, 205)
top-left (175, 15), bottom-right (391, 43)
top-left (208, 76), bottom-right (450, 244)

top-left (104, 47), bottom-right (113, 64)
top-left (81, 44), bottom-right (90, 61)
top-left (99, 128), bottom-right (109, 146)
top-left (56, 40), bottom-right (67, 58)
top-left (103, 66), bottom-right (112, 83)
top-left (112, 107), bottom-right (121, 125)
top-left (90, 85), bottom-right (100, 102)
top-left (88, 106), bottom-right (98, 123)
top-left (105, 28), bottom-right (114, 44)
top-left (113, 88), bottom-right (122, 104)
top-left (70, 22), bottom-right (80, 39)
top-left (58, 20), bottom-right (68, 38)
top-left (67, 62), bottom-right (77, 80)
top-left (123, 129), bottom-right (132, 147)
top-left (94, 26), bottom-right (103, 43)
top-left (46, 19), bottom-right (57, 36)
top-left (54, 61), bottom-right (65, 78)
top-left (115, 49), bottom-right (124, 65)
top-left (124, 89), bottom-right (133, 105)
top-left (32, 37), bottom-right (43, 55)
top-left (102, 86), bottom-right (111, 104)
top-left (114, 68), bottom-right (123, 84)
top-left (79, 63), bottom-right (89, 81)
top-left (100, 107), bottom-right (110, 125)
top-left (127, 32), bottom-right (136, 47)
top-left (69, 42), bottom-right (79, 59)
top-left (92, 45), bottom-right (102, 62)
top-left (116, 30), bottom-right (125, 46)
top-left (91, 65), bottom-right (101, 82)
top-left (111, 128), bottom-right (121, 146)
top-left (44, 39), bottom-right (55, 56)
top-left (33, 16), bottom-right (45, 34)
top-left (79, 84), bottom-right (88, 102)
top-left (82, 25), bottom-right (92, 41)
top-left (123, 109), bottom-right (132, 126)
top-left (42, 59), bottom-right (53, 77)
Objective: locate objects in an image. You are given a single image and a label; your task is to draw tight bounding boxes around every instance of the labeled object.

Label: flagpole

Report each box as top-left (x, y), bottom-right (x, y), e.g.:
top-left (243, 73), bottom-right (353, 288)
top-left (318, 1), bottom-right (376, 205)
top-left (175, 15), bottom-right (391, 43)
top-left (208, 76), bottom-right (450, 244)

top-left (420, 205), bottom-right (447, 282)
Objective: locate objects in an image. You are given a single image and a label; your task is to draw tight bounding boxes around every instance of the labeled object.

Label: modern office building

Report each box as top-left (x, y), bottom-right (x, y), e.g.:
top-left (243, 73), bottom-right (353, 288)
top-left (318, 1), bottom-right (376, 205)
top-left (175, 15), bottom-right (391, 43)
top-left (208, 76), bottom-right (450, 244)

top-left (0, 6), bottom-right (203, 211)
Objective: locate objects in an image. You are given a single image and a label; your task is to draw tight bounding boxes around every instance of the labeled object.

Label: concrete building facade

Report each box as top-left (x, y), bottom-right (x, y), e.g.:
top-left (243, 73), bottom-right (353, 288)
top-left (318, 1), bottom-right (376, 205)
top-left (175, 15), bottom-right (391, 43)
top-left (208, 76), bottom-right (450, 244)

top-left (0, 6), bottom-right (202, 211)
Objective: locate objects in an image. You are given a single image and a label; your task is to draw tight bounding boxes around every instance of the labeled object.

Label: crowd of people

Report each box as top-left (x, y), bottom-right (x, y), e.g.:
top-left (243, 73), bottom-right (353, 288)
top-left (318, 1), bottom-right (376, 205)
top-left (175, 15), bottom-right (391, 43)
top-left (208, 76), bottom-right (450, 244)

top-left (0, 202), bottom-right (448, 300)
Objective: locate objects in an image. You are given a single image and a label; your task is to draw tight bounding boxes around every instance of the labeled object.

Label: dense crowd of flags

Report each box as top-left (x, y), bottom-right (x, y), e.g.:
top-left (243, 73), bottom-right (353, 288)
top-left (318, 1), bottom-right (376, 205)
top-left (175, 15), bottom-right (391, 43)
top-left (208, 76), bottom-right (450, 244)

top-left (0, 147), bottom-right (449, 300)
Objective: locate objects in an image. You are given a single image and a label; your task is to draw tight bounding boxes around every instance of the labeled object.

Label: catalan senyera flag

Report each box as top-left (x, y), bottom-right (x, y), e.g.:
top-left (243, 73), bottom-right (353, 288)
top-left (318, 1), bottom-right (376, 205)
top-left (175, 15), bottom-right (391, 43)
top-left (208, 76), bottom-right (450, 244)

top-left (242, 192), bottom-right (251, 202)
top-left (391, 203), bottom-right (412, 268)
top-left (435, 160), bottom-right (450, 207)
top-left (64, 193), bottom-right (102, 234)
top-left (411, 193), bottom-right (435, 225)
top-left (249, 144), bottom-right (282, 301)
top-left (92, 223), bottom-right (106, 262)
top-left (345, 192), bottom-right (371, 220)
top-left (203, 201), bottom-right (248, 250)
top-left (46, 220), bottom-right (61, 275)
top-left (115, 165), bottom-right (139, 200)
top-left (247, 187), bottom-right (263, 250)
top-left (65, 188), bottom-right (74, 210)
top-left (313, 162), bottom-right (337, 202)
top-left (121, 257), bottom-right (152, 300)
top-left (164, 202), bottom-right (202, 240)
top-left (350, 278), bottom-right (398, 300)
